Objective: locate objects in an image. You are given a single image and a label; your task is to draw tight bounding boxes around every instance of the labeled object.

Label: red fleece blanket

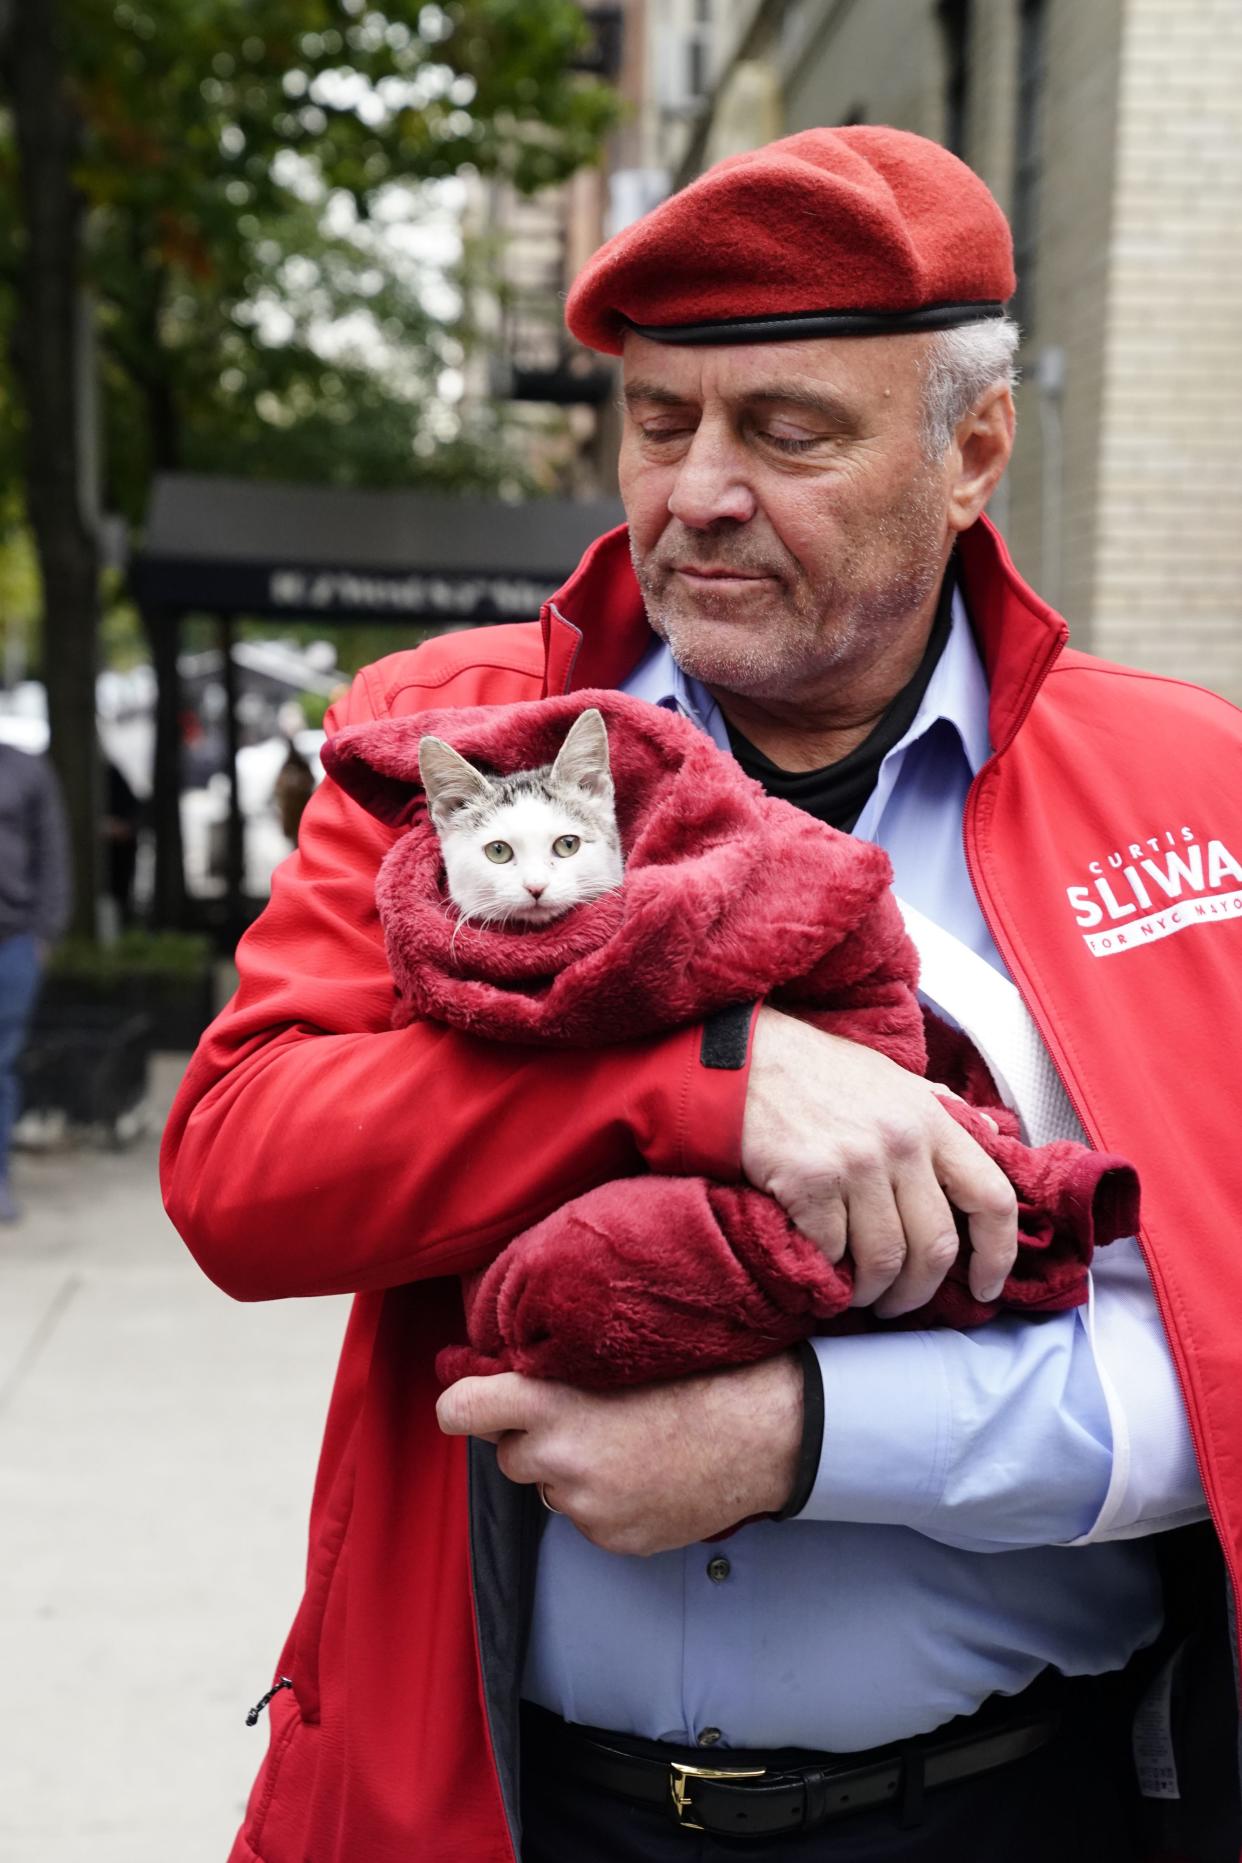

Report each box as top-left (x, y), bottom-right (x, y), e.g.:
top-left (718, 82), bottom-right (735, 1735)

top-left (324, 690), bottom-right (1139, 1389)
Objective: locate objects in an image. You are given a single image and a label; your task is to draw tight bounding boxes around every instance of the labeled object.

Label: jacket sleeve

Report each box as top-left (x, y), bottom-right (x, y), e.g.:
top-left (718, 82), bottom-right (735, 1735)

top-left (160, 667), bottom-right (750, 1302)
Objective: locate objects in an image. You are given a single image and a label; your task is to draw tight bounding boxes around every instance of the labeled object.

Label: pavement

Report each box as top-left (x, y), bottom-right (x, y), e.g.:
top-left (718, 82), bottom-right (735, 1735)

top-left (1, 1055), bottom-right (351, 1863)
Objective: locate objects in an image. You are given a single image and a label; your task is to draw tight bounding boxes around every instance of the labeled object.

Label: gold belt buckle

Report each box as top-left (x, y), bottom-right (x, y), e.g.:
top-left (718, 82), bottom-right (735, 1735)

top-left (669, 1760), bottom-right (767, 1831)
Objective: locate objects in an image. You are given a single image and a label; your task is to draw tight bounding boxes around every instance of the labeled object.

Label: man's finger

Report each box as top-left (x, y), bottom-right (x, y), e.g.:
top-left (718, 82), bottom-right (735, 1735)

top-left (933, 1119), bottom-right (1019, 1302)
top-left (844, 1170), bottom-right (908, 1307)
top-left (496, 1431), bottom-right (543, 1487)
top-left (436, 1372), bottom-right (543, 1440)
top-left (796, 1191), bottom-right (848, 1263)
top-left (874, 1172), bottom-right (962, 1318)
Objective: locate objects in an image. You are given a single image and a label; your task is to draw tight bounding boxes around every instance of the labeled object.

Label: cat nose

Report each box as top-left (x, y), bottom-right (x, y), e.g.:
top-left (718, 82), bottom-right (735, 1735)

top-left (526, 881), bottom-right (546, 899)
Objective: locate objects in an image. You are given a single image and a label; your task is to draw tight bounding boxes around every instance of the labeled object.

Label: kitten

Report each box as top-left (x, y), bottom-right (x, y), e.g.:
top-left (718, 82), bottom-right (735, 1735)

top-left (418, 708), bottom-right (625, 927)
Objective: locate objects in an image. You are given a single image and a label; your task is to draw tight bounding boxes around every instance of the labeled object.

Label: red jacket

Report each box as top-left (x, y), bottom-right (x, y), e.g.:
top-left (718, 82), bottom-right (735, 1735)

top-left (161, 516), bottom-right (1242, 1863)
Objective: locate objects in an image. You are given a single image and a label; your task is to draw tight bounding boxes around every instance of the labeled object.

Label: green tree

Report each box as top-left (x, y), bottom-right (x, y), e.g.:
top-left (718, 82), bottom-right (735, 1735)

top-left (77, 0), bottom-right (617, 512)
top-left (0, 0), bottom-right (618, 931)
top-left (1, 0), bottom-right (103, 935)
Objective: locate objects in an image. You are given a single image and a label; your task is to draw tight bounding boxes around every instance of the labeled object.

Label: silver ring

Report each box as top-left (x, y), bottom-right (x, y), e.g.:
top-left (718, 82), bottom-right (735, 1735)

top-left (537, 1482), bottom-right (563, 1515)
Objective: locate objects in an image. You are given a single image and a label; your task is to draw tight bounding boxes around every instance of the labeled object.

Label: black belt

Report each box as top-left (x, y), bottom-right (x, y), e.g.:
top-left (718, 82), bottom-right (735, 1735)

top-left (521, 1699), bottom-right (1062, 1839)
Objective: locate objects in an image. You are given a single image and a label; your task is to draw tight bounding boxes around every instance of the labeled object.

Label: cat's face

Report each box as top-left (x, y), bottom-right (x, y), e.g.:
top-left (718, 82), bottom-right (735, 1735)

top-left (419, 709), bottom-right (624, 927)
top-left (440, 789), bottom-right (622, 926)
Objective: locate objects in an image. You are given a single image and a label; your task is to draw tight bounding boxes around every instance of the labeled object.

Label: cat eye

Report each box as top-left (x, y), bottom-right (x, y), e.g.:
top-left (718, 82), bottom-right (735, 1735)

top-left (484, 840), bottom-right (514, 864)
top-left (552, 834), bottom-right (581, 858)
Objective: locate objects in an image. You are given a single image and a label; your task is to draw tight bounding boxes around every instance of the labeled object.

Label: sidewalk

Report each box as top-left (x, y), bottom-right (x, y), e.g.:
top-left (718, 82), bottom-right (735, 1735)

top-left (2, 1056), bottom-right (350, 1863)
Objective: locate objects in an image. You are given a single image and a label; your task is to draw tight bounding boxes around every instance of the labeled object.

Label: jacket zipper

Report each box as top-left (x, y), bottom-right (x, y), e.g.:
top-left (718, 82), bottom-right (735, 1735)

top-left (961, 769), bottom-right (1242, 1684)
top-left (245, 1675), bottom-right (294, 1727)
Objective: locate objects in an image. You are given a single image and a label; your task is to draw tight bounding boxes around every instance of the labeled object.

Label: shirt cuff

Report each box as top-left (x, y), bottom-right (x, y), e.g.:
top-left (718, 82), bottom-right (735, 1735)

top-left (797, 1313), bottom-right (1115, 1548)
top-left (797, 1331), bottom-right (951, 1526)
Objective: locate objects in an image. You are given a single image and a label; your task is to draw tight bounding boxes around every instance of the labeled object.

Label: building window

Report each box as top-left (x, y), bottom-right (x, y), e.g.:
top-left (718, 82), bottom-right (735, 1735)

top-left (936, 0), bottom-right (972, 160)
top-left (687, 33), bottom-right (707, 99)
top-left (1011, 0), bottom-right (1048, 338)
top-left (686, 0), bottom-right (711, 102)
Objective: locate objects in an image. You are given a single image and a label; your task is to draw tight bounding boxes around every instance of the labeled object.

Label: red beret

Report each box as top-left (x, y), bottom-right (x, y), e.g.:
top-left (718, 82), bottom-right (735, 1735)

top-left (566, 126), bottom-right (1015, 355)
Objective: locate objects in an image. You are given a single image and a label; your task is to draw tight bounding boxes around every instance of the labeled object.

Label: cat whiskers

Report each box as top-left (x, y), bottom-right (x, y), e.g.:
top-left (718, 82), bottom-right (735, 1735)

top-left (435, 893), bottom-right (474, 968)
top-left (445, 901), bottom-right (527, 967)
top-left (447, 906), bottom-right (467, 968)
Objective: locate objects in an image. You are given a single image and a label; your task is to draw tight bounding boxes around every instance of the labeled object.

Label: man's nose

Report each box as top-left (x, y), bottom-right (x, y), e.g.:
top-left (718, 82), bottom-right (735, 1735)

top-left (665, 429), bottom-right (757, 530)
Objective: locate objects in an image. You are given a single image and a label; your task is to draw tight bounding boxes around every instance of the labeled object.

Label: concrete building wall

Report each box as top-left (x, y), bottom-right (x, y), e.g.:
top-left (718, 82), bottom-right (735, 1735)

top-left (780, 0), bottom-right (949, 142)
top-left (765, 0), bottom-right (1127, 641)
top-left (1000, 0), bottom-right (1125, 641)
top-left (963, 0), bottom-right (1020, 212)
top-left (1091, 0), bottom-right (1242, 701)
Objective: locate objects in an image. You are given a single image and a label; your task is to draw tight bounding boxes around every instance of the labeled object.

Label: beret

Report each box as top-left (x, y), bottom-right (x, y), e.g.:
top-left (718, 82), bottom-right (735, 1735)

top-left (566, 125), bottom-right (1016, 355)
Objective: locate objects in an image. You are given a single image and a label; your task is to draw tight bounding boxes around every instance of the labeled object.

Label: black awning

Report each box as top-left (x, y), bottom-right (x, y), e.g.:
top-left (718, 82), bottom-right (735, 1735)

top-left (131, 473), bottom-right (625, 623)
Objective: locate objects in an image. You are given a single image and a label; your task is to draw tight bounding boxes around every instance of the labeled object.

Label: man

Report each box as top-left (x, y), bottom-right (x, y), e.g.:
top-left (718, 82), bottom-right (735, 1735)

top-left (162, 129), bottom-right (1241, 1862)
top-left (0, 739), bottom-right (69, 1222)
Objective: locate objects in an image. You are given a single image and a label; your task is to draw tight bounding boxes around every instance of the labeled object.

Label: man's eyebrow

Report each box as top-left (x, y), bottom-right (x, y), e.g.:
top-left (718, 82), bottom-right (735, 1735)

top-left (621, 381), bottom-right (692, 409)
top-left (621, 378), bottom-right (858, 423)
top-left (741, 381), bottom-right (858, 423)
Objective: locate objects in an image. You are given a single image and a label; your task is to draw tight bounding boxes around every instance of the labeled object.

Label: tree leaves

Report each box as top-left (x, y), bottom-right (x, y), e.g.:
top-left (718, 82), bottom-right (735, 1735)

top-left (3, 0), bottom-right (620, 518)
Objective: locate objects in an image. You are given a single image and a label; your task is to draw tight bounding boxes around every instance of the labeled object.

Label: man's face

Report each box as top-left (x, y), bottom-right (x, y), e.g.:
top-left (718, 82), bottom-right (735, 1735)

top-left (618, 331), bottom-right (955, 705)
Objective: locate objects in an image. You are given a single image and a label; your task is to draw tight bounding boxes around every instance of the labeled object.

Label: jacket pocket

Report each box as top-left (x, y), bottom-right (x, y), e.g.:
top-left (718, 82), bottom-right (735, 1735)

top-left (242, 1683), bottom-right (321, 1863)
top-left (286, 1449), bottom-right (357, 1726)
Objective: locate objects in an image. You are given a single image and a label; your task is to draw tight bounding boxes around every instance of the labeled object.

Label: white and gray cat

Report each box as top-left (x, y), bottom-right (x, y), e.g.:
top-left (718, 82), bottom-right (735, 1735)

top-left (418, 708), bottom-right (625, 927)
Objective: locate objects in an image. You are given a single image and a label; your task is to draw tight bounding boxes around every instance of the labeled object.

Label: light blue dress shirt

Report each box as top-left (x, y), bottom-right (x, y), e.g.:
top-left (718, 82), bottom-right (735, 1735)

top-left (521, 599), bottom-right (1171, 1752)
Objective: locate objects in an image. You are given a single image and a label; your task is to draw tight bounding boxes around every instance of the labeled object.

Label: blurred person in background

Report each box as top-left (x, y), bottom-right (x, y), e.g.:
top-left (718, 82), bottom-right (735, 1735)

top-left (271, 699), bottom-right (316, 847)
top-left (101, 754), bottom-right (141, 924)
top-left (0, 740), bottom-right (70, 1222)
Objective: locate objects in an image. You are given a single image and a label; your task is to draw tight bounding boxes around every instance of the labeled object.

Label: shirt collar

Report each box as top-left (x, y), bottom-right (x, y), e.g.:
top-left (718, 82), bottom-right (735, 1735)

top-left (622, 635), bottom-right (731, 750)
top-left (622, 584), bottom-right (993, 776)
top-left (913, 584), bottom-right (992, 778)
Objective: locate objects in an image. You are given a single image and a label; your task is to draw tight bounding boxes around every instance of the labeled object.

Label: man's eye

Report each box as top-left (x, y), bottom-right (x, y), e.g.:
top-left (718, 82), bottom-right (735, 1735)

top-left (552, 834), bottom-right (580, 857)
top-left (762, 432), bottom-right (823, 453)
top-left (641, 426), bottom-right (692, 444)
top-left (484, 841), bottom-right (514, 864)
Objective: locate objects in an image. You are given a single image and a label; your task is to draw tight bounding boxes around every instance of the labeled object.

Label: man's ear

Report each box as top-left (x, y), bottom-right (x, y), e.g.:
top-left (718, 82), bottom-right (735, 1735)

top-left (418, 736), bottom-right (493, 828)
top-left (946, 382), bottom-right (1015, 534)
top-left (550, 708), bottom-right (613, 802)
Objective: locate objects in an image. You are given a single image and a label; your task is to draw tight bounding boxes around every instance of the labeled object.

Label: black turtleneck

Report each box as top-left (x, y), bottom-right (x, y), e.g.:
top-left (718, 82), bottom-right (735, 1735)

top-left (723, 565), bottom-right (956, 833)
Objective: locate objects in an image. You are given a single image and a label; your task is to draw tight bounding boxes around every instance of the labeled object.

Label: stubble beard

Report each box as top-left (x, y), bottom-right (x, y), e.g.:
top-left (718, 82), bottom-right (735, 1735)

top-left (632, 475), bottom-right (949, 704)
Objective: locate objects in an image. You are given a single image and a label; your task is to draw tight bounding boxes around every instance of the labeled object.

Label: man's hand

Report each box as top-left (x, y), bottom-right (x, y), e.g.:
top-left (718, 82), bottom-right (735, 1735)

top-left (741, 1007), bottom-right (1018, 1317)
top-left (436, 1357), bottom-right (802, 1555)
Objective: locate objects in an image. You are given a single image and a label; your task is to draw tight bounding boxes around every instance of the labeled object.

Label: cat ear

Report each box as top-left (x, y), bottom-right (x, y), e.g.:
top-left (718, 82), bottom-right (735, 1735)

top-left (550, 708), bottom-right (613, 803)
top-left (418, 735), bottom-right (493, 827)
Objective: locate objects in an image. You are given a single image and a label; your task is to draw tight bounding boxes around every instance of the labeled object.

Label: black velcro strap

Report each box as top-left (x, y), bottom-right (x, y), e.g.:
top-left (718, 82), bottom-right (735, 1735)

top-left (700, 1000), bottom-right (756, 1070)
top-left (772, 1340), bottom-right (825, 1521)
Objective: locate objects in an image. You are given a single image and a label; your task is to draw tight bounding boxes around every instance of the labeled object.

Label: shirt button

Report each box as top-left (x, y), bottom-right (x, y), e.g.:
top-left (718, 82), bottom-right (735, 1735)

top-left (697, 1727), bottom-right (723, 1748)
top-left (706, 1556), bottom-right (731, 1584)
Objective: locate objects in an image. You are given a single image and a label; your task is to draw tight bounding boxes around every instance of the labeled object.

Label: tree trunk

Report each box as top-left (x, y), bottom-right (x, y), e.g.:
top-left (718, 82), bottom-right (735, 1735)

top-left (144, 603), bottom-right (187, 929)
top-left (5, 0), bottom-right (101, 940)
top-left (136, 267), bottom-right (190, 928)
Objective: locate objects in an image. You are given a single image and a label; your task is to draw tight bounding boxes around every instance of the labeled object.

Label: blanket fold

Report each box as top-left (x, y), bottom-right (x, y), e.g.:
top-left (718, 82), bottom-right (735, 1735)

top-left (324, 689), bottom-right (1140, 1390)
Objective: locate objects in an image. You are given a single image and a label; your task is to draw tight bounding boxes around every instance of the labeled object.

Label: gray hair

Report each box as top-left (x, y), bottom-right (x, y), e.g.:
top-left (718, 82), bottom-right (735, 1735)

top-left (920, 316), bottom-right (1021, 459)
